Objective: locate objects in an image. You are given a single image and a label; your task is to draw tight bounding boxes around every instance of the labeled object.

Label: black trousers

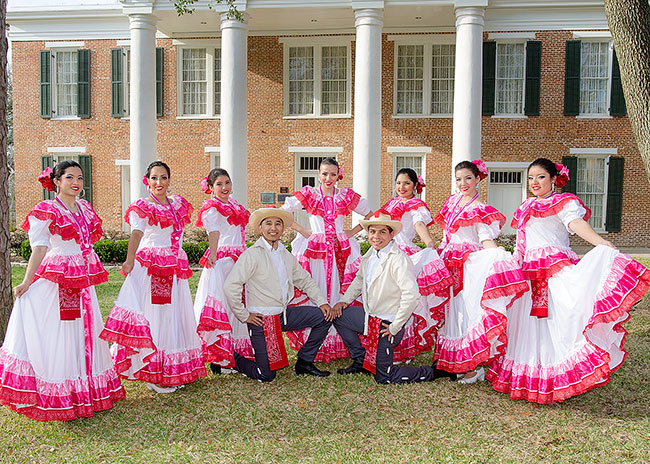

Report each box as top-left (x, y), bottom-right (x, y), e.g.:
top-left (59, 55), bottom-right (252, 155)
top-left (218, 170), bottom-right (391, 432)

top-left (234, 305), bottom-right (332, 382)
top-left (333, 305), bottom-right (435, 384)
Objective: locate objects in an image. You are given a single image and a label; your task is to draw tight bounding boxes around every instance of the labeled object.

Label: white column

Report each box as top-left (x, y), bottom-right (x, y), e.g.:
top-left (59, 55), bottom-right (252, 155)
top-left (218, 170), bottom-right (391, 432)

top-left (126, 11), bottom-right (158, 202)
top-left (353, 8), bottom-right (383, 216)
top-left (220, 15), bottom-right (248, 207)
top-left (451, 2), bottom-right (486, 191)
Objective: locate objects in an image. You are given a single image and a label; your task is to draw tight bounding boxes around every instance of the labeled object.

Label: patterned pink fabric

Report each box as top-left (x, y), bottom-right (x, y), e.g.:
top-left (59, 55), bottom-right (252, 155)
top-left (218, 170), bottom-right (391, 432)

top-left (198, 245), bottom-right (246, 268)
top-left (34, 253), bottom-right (108, 288)
top-left (125, 195), bottom-right (193, 230)
top-left (0, 350), bottom-right (125, 422)
top-left (435, 196), bottom-right (506, 234)
top-left (100, 306), bottom-right (157, 349)
top-left (520, 245), bottom-right (579, 280)
top-left (131, 247), bottom-right (192, 279)
top-left (22, 199), bottom-right (104, 245)
top-left (382, 197), bottom-right (434, 226)
top-left (197, 297), bottom-right (232, 333)
top-left (511, 192), bottom-right (591, 230)
top-left (112, 346), bottom-right (206, 387)
top-left (196, 198), bottom-right (249, 228)
top-left (417, 258), bottom-right (455, 297)
top-left (292, 186), bottom-right (361, 218)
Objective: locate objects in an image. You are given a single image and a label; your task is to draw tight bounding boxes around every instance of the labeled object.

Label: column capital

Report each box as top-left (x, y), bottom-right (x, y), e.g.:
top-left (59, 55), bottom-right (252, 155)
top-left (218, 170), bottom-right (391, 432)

top-left (127, 13), bottom-right (157, 31)
top-left (220, 13), bottom-right (249, 31)
top-left (120, 0), bottom-right (154, 15)
top-left (455, 7), bottom-right (486, 27)
top-left (454, 0), bottom-right (488, 8)
top-left (354, 8), bottom-right (384, 28)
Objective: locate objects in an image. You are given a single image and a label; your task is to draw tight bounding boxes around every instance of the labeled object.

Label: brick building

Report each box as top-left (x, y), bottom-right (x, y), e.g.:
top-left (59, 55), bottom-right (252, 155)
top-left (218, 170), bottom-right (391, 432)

top-left (8, 0), bottom-right (650, 245)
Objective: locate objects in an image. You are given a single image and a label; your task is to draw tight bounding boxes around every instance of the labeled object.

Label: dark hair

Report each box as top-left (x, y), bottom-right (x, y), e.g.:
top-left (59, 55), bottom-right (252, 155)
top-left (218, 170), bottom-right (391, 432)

top-left (395, 168), bottom-right (419, 186)
top-left (528, 158), bottom-right (558, 177)
top-left (320, 157), bottom-right (339, 170)
top-left (454, 160), bottom-right (480, 178)
top-left (145, 160), bottom-right (171, 178)
top-left (51, 160), bottom-right (83, 181)
top-left (207, 168), bottom-right (231, 187)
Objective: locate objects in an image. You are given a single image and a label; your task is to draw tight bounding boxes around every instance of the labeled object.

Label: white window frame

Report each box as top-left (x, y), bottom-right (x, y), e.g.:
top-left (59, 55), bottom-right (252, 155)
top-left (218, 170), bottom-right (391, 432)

top-left (281, 37), bottom-right (353, 119)
top-left (570, 148), bottom-right (615, 232)
top-left (388, 146), bottom-right (430, 197)
top-left (47, 43), bottom-right (84, 121)
top-left (115, 159), bottom-right (131, 233)
top-left (577, 39), bottom-right (613, 119)
top-left (47, 146), bottom-right (85, 163)
top-left (493, 40), bottom-right (526, 117)
top-left (174, 39), bottom-right (221, 119)
top-left (205, 146), bottom-right (221, 170)
top-left (390, 35), bottom-right (456, 119)
top-left (115, 41), bottom-right (131, 118)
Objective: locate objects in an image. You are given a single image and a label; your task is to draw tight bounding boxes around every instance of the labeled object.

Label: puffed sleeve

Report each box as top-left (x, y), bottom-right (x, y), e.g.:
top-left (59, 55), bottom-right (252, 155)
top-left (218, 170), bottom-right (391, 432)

top-left (353, 197), bottom-right (371, 216)
top-left (476, 221), bottom-right (501, 243)
top-left (281, 195), bottom-right (304, 213)
top-left (128, 211), bottom-right (148, 232)
top-left (27, 217), bottom-right (53, 248)
top-left (556, 199), bottom-right (588, 234)
top-left (411, 206), bottom-right (433, 226)
top-left (201, 207), bottom-right (227, 233)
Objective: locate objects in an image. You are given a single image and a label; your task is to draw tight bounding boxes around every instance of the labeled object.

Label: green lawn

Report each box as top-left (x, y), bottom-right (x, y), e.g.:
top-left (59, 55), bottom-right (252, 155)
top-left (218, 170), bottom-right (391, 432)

top-left (2, 261), bottom-right (649, 463)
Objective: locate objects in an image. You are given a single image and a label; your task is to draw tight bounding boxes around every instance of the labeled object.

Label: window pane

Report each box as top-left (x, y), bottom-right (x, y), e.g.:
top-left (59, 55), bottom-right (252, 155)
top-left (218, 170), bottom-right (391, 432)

top-left (214, 48), bottom-right (221, 115)
top-left (289, 47), bottom-right (314, 115)
top-left (495, 43), bottom-right (524, 115)
top-left (182, 48), bottom-right (207, 115)
top-left (55, 51), bottom-right (78, 116)
top-left (321, 46), bottom-right (347, 115)
top-left (576, 157), bottom-right (606, 229)
top-left (580, 42), bottom-right (609, 115)
top-left (396, 45), bottom-right (424, 114)
top-left (395, 155), bottom-right (423, 175)
top-left (431, 44), bottom-right (455, 114)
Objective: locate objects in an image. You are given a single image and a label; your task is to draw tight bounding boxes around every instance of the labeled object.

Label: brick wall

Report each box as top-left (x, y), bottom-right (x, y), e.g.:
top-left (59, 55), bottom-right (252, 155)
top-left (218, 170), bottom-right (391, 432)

top-left (12, 32), bottom-right (650, 246)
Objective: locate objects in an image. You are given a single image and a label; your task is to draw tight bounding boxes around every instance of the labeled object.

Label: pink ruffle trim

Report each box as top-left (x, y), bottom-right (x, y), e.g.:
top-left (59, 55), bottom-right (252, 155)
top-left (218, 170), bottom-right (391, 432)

top-left (482, 258), bottom-right (529, 305)
top-left (417, 258), bottom-right (455, 297)
top-left (382, 197), bottom-right (434, 226)
top-left (196, 198), bottom-right (249, 228)
top-left (133, 247), bottom-right (192, 279)
top-left (435, 196), bottom-right (506, 233)
top-left (125, 195), bottom-right (193, 230)
top-left (511, 193), bottom-right (591, 229)
top-left (198, 246), bottom-right (246, 268)
top-left (293, 186), bottom-right (362, 218)
top-left (100, 305), bottom-right (157, 349)
top-left (34, 252), bottom-right (108, 288)
top-left (393, 313), bottom-right (436, 362)
top-left (0, 350), bottom-right (125, 422)
top-left (22, 199), bottom-right (104, 245)
top-left (521, 246), bottom-right (579, 280)
top-left (197, 296), bottom-right (236, 366)
top-left (303, 232), bottom-right (352, 261)
top-left (286, 330), bottom-right (351, 363)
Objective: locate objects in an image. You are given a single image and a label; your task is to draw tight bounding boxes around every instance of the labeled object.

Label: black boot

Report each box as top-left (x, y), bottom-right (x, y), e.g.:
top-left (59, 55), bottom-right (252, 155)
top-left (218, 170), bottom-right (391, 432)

top-left (295, 358), bottom-right (330, 377)
top-left (432, 360), bottom-right (456, 381)
top-left (337, 357), bottom-right (371, 375)
top-left (209, 363), bottom-right (222, 375)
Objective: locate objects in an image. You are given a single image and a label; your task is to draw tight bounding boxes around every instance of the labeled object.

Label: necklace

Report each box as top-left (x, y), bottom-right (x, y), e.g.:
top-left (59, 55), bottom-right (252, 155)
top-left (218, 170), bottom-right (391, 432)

top-left (55, 196), bottom-right (90, 247)
top-left (150, 193), bottom-right (180, 230)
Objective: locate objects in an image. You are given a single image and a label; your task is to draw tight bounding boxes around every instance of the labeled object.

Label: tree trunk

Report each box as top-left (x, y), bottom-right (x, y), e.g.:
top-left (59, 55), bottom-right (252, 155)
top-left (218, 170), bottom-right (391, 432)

top-left (604, 0), bottom-right (650, 184)
top-left (0, 0), bottom-right (11, 342)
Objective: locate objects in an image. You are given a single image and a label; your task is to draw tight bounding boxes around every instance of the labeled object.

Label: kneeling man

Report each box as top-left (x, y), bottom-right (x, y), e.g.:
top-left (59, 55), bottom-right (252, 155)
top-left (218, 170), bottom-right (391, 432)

top-left (333, 211), bottom-right (454, 384)
top-left (224, 207), bottom-right (334, 382)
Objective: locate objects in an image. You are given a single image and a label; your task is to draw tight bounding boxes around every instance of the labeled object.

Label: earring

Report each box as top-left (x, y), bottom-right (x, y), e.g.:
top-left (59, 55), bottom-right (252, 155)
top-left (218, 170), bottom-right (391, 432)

top-left (552, 183), bottom-right (556, 192)
top-left (80, 188), bottom-right (86, 199)
top-left (167, 184), bottom-right (171, 194)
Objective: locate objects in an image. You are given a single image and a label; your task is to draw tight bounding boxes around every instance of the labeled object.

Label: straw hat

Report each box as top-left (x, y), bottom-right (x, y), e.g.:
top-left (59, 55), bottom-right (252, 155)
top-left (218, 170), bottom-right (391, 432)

top-left (359, 210), bottom-right (402, 235)
top-left (248, 207), bottom-right (293, 231)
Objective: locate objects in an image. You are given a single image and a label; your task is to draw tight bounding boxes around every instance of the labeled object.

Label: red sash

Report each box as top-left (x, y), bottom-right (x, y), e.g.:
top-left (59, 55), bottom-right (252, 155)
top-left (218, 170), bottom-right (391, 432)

top-left (361, 316), bottom-right (382, 375)
top-left (263, 315), bottom-right (289, 371)
top-left (59, 287), bottom-right (82, 320)
top-left (530, 279), bottom-right (549, 318)
top-left (151, 274), bottom-right (173, 305)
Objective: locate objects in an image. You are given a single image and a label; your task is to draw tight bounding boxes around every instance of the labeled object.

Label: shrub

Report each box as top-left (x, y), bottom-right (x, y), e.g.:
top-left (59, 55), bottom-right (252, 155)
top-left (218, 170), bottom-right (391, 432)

top-left (197, 241), bottom-right (209, 256)
top-left (93, 240), bottom-right (114, 263)
top-left (114, 240), bottom-right (129, 263)
top-left (360, 242), bottom-right (371, 255)
top-left (183, 242), bottom-right (204, 264)
top-left (10, 229), bottom-right (28, 251)
top-left (20, 239), bottom-right (32, 261)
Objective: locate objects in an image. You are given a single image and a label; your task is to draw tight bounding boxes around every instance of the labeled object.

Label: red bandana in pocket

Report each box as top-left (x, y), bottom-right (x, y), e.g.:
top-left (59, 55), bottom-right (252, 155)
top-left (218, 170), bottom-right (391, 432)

top-left (530, 279), bottom-right (549, 318)
top-left (361, 316), bottom-right (382, 375)
top-left (262, 315), bottom-right (289, 371)
top-left (151, 274), bottom-right (173, 305)
top-left (59, 287), bottom-right (81, 320)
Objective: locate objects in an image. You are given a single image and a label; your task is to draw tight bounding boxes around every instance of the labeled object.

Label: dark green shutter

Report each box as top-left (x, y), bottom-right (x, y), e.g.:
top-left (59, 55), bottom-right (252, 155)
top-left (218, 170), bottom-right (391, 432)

top-left (610, 49), bottom-right (626, 117)
top-left (111, 48), bottom-right (124, 118)
top-left (156, 47), bottom-right (164, 117)
top-left (605, 157), bottom-right (624, 232)
top-left (40, 50), bottom-right (51, 119)
top-left (564, 40), bottom-right (581, 116)
top-left (561, 156), bottom-right (578, 194)
top-left (482, 41), bottom-right (496, 116)
top-left (78, 155), bottom-right (92, 205)
top-left (524, 41), bottom-right (541, 116)
top-left (77, 49), bottom-right (91, 118)
top-left (41, 155), bottom-right (54, 200)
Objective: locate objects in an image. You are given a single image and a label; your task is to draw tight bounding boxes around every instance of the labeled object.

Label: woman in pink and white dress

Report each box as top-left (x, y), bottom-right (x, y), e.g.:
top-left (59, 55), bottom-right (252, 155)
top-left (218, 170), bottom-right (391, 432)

top-left (281, 157), bottom-right (372, 362)
top-left (193, 168), bottom-right (252, 373)
top-left (378, 168), bottom-right (454, 361)
top-left (101, 161), bottom-right (206, 393)
top-left (435, 160), bottom-right (528, 384)
top-left (0, 161), bottom-right (124, 421)
top-left (488, 158), bottom-right (650, 404)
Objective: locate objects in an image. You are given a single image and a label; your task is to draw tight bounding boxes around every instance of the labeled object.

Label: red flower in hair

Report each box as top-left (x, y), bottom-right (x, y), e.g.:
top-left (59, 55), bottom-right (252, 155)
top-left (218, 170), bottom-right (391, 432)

top-left (555, 163), bottom-right (570, 189)
top-left (201, 176), bottom-right (212, 194)
top-left (472, 159), bottom-right (488, 180)
top-left (338, 167), bottom-right (343, 181)
top-left (38, 167), bottom-right (56, 192)
top-left (416, 175), bottom-right (426, 194)
top-left (142, 175), bottom-right (149, 187)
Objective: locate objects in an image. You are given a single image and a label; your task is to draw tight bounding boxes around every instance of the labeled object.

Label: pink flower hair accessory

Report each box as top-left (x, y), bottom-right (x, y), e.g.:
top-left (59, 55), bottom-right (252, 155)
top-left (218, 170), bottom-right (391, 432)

top-left (472, 159), bottom-right (488, 180)
top-left (142, 174), bottom-right (149, 187)
top-left (555, 163), bottom-right (570, 189)
top-left (201, 176), bottom-right (212, 194)
top-left (338, 167), bottom-right (343, 181)
top-left (38, 167), bottom-right (56, 192)
top-left (416, 175), bottom-right (426, 194)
